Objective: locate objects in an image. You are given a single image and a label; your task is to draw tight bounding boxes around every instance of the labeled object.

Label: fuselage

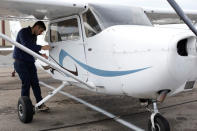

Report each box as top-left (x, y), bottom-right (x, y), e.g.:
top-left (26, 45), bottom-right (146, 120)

top-left (48, 24), bottom-right (197, 98)
top-left (46, 5), bottom-right (197, 99)
top-left (85, 25), bottom-right (197, 98)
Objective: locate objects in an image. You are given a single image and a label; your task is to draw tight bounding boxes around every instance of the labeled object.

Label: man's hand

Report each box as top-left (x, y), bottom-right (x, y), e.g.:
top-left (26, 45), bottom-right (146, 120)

top-left (41, 45), bottom-right (51, 50)
top-left (42, 53), bottom-right (48, 59)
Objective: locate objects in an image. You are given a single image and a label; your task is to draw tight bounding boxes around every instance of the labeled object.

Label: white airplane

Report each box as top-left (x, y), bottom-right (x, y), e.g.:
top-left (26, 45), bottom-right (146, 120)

top-left (0, 0), bottom-right (197, 131)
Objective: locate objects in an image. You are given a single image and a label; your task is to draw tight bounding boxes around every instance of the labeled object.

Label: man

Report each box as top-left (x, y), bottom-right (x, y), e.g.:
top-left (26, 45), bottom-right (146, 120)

top-left (13, 21), bottom-right (50, 111)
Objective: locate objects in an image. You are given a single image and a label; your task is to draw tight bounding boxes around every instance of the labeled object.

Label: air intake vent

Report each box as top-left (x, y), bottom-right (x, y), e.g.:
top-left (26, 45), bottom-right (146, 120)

top-left (177, 39), bottom-right (188, 56)
top-left (184, 81), bottom-right (195, 90)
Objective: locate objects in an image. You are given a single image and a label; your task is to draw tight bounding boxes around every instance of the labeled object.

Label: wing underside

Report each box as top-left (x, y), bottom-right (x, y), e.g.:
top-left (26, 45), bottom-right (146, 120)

top-left (0, 0), bottom-right (87, 20)
top-left (0, 0), bottom-right (197, 24)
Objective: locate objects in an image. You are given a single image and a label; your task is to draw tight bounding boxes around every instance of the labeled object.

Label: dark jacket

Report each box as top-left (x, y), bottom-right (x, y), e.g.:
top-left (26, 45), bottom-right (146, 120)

top-left (13, 26), bottom-right (41, 63)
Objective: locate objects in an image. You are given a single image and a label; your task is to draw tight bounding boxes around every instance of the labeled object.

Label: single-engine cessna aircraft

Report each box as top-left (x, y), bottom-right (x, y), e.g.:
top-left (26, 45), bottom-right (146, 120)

top-left (0, 0), bottom-right (197, 130)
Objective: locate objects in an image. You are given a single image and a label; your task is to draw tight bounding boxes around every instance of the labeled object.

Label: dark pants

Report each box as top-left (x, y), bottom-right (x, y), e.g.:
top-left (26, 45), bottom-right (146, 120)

top-left (14, 60), bottom-right (42, 103)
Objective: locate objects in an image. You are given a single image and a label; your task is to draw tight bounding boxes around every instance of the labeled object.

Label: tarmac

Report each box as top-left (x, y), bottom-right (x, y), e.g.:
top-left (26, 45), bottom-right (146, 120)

top-left (1, 64), bottom-right (197, 130)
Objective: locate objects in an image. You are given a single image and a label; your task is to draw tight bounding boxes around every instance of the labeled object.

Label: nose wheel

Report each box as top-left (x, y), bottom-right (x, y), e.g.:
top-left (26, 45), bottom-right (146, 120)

top-left (148, 113), bottom-right (170, 131)
top-left (17, 96), bottom-right (34, 123)
top-left (146, 100), bottom-right (170, 131)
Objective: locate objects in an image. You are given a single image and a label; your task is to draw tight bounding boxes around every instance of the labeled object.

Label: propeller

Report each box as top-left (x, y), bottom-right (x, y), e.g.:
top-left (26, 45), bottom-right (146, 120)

top-left (167, 0), bottom-right (197, 36)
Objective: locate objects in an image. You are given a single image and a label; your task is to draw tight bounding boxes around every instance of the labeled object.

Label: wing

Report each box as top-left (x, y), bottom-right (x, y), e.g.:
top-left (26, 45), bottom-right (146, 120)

top-left (0, 0), bottom-right (87, 20)
top-left (0, 0), bottom-right (197, 24)
top-left (144, 8), bottom-right (197, 24)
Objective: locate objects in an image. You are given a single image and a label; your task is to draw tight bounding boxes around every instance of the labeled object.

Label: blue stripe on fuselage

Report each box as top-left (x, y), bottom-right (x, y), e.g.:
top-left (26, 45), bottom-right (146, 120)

top-left (59, 49), bottom-right (151, 77)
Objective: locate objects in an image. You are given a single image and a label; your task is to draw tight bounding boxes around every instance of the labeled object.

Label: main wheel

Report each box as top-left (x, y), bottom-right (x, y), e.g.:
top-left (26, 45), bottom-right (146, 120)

top-left (148, 114), bottom-right (170, 131)
top-left (17, 96), bottom-right (34, 123)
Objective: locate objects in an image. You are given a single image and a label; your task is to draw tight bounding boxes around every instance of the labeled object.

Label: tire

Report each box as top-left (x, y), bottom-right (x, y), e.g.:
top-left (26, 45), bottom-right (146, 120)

top-left (148, 114), bottom-right (170, 131)
top-left (17, 96), bottom-right (34, 123)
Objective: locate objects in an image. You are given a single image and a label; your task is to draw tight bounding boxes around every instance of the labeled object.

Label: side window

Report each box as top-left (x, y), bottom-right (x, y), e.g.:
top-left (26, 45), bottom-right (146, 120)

top-left (50, 18), bottom-right (80, 42)
top-left (82, 10), bottom-right (101, 37)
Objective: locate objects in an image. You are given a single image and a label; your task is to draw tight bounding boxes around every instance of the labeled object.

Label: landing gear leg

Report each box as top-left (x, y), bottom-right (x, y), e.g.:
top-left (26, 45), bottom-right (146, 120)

top-left (17, 82), bottom-right (68, 123)
top-left (147, 100), bottom-right (170, 131)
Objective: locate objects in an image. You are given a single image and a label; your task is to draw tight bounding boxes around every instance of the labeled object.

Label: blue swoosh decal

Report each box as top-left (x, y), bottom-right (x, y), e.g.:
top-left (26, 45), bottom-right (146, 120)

top-left (59, 49), bottom-right (151, 77)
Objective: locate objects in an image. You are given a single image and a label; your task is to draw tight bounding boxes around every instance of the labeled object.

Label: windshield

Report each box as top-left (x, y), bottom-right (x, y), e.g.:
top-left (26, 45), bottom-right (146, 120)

top-left (89, 4), bottom-right (152, 29)
top-left (82, 10), bottom-right (102, 38)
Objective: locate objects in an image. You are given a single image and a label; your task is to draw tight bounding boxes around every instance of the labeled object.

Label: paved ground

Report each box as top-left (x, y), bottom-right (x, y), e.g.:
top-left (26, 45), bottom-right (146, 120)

top-left (1, 66), bottom-right (197, 131)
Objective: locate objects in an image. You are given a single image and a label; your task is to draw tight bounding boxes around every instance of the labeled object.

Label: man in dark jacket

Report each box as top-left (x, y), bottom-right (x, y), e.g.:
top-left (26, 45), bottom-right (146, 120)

top-left (13, 21), bottom-right (50, 111)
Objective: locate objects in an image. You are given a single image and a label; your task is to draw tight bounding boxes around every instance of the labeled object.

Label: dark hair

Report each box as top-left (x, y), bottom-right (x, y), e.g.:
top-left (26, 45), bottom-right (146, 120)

top-left (33, 21), bottom-right (46, 30)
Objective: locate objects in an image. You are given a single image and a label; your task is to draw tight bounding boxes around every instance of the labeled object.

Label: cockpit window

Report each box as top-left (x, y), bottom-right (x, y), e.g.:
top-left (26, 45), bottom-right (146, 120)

top-left (82, 10), bottom-right (102, 37)
top-left (89, 4), bottom-right (152, 28)
top-left (50, 18), bottom-right (80, 42)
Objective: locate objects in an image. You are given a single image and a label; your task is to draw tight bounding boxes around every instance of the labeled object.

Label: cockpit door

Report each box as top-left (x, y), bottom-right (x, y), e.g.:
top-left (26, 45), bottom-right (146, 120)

top-left (48, 15), bottom-right (87, 82)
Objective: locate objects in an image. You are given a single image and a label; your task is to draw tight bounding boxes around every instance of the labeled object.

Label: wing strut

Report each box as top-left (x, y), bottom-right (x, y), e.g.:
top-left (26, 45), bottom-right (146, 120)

top-left (0, 33), bottom-right (96, 90)
top-left (167, 0), bottom-right (197, 36)
top-left (39, 81), bottom-right (144, 131)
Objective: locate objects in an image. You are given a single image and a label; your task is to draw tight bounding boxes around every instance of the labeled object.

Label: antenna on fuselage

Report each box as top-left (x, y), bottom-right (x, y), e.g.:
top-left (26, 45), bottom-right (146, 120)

top-left (167, 0), bottom-right (197, 36)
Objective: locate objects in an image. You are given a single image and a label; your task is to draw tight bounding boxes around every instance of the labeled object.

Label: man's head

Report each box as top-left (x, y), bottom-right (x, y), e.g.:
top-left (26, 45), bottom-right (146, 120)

top-left (32, 21), bottom-right (46, 36)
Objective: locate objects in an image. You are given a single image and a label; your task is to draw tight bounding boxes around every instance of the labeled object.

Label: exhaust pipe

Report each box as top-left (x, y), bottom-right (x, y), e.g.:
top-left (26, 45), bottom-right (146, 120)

top-left (157, 90), bottom-right (170, 103)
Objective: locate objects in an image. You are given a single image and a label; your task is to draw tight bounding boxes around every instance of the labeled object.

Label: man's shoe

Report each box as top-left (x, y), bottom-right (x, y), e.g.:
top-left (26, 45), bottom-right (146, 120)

top-left (38, 104), bottom-right (49, 111)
